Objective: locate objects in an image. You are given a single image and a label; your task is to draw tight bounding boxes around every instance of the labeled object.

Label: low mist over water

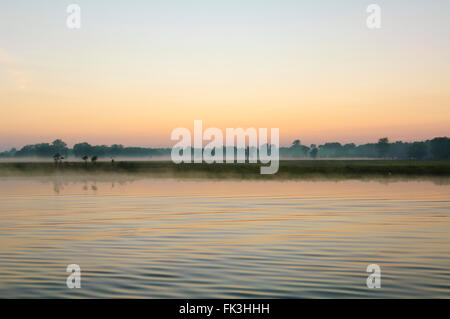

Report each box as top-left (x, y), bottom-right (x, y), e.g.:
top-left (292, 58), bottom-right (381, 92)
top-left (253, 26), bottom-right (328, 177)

top-left (0, 157), bottom-right (172, 163)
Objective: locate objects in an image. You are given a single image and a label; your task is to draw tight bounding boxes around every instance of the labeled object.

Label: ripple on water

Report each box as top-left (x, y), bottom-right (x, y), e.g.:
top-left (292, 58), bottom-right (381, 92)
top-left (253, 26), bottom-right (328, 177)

top-left (0, 179), bottom-right (449, 298)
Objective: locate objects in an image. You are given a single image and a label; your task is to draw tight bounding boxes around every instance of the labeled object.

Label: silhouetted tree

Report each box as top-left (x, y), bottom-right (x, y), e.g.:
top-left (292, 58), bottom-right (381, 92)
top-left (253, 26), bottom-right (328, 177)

top-left (82, 155), bottom-right (88, 166)
top-left (53, 153), bottom-right (61, 166)
top-left (408, 142), bottom-right (427, 159)
top-left (74, 142), bottom-right (93, 158)
top-left (289, 140), bottom-right (309, 157)
top-left (52, 139), bottom-right (68, 157)
top-left (430, 137), bottom-right (450, 160)
top-left (318, 142), bottom-right (342, 158)
top-left (377, 138), bottom-right (389, 158)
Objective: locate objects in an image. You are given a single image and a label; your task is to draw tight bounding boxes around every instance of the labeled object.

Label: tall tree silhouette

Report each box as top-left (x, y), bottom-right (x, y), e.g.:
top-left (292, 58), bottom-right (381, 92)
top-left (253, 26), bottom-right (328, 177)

top-left (377, 138), bottom-right (389, 158)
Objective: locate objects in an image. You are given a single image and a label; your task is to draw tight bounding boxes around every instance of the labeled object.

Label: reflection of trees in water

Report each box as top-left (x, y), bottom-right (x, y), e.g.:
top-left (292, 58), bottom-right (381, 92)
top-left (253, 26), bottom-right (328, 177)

top-left (41, 175), bottom-right (140, 194)
top-left (83, 180), bottom-right (98, 192)
top-left (52, 180), bottom-right (64, 194)
top-left (48, 177), bottom-right (104, 194)
top-left (36, 173), bottom-right (450, 195)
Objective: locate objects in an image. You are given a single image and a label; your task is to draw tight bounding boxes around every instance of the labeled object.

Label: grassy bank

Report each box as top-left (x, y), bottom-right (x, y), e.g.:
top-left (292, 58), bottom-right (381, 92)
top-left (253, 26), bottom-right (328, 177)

top-left (0, 160), bottom-right (449, 179)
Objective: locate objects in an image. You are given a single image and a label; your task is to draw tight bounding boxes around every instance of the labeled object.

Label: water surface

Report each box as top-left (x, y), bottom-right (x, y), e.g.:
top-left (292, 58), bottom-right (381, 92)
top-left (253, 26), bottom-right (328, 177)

top-left (0, 177), bottom-right (449, 298)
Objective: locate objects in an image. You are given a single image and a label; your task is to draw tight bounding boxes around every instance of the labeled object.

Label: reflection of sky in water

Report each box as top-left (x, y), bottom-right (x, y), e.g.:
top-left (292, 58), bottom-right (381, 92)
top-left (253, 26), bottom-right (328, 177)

top-left (0, 178), bottom-right (449, 298)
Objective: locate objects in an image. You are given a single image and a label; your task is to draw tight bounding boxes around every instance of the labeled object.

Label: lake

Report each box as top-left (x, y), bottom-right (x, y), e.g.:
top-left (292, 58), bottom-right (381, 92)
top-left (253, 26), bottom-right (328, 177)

top-left (0, 177), bottom-right (449, 298)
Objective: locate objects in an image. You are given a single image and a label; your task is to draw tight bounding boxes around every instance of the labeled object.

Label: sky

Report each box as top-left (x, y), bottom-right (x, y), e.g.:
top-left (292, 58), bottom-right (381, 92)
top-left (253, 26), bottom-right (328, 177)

top-left (0, 0), bottom-right (449, 150)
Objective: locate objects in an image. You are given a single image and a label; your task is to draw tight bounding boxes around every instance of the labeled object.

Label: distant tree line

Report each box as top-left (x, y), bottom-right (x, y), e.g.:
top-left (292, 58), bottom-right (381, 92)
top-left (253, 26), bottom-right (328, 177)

top-left (280, 137), bottom-right (450, 160)
top-left (0, 137), bottom-right (449, 160)
top-left (0, 140), bottom-right (171, 159)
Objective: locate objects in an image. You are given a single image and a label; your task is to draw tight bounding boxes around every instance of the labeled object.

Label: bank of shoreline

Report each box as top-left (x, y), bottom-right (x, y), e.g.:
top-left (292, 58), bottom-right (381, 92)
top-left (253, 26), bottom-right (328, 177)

top-left (0, 160), bottom-right (449, 179)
